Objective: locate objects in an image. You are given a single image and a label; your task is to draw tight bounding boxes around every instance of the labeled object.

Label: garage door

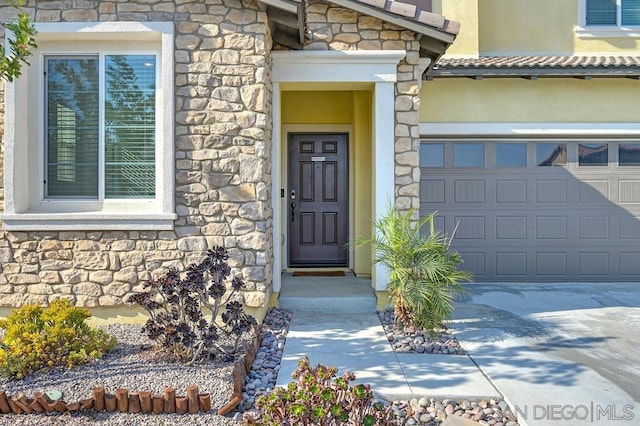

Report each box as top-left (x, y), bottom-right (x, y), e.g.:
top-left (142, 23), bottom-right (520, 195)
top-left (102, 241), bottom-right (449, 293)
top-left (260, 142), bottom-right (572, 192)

top-left (419, 140), bottom-right (640, 282)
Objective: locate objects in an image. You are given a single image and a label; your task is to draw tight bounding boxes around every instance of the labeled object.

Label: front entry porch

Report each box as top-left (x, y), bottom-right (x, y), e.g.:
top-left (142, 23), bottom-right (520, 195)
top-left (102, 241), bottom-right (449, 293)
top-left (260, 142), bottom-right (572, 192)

top-left (278, 272), bottom-right (377, 313)
top-left (271, 50), bottom-right (405, 296)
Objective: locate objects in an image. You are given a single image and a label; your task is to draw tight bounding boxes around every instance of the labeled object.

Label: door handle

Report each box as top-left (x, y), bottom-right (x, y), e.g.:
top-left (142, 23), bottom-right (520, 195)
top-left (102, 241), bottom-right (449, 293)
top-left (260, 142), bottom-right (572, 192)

top-left (290, 189), bottom-right (296, 222)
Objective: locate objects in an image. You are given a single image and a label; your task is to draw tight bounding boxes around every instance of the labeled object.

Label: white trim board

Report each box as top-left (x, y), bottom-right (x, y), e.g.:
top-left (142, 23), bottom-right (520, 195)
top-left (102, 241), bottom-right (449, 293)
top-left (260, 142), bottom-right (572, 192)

top-left (271, 50), bottom-right (404, 292)
top-left (420, 123), bottom-right (640, 137)
top-left (2, 21), bottom-right (175, 231)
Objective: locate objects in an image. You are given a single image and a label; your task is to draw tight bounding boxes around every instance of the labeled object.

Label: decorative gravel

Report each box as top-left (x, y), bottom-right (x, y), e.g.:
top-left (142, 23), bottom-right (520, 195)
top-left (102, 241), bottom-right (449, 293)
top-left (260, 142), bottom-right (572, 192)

top-left (241, 307), bottom-right (291, 411)
top-left (0, 323), bottom-right (246, 425)
top-left (378, 309), bottom-right (466, 355)
top-left (387, 398), bottom-right (519, 426)
top-left (0, 308), bottom-right (519, 425)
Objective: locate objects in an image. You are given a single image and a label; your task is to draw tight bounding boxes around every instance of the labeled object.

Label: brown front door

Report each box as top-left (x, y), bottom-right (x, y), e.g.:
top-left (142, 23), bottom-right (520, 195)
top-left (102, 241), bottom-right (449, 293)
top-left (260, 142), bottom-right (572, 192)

top-left (288, 133), bottom-right (348, 266)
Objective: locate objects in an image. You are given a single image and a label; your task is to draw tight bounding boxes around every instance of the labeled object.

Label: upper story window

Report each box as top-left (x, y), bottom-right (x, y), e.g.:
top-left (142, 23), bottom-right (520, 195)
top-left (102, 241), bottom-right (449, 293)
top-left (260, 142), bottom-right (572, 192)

top-left (586, 0), bottom-right (640, 26)
top-left (1, 22), bottom-right (176, 231)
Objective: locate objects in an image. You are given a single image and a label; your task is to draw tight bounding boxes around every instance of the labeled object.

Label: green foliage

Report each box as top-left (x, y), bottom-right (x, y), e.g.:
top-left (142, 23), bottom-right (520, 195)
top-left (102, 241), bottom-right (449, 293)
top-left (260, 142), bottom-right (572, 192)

top-left (0, 299), bottom-right (116, 379)
top-left (0, 0), bottom-right (37, 82)
top-left (254, 357), bottom-right (388, 425)
top-left (361, 206), bottom-right (472, 330)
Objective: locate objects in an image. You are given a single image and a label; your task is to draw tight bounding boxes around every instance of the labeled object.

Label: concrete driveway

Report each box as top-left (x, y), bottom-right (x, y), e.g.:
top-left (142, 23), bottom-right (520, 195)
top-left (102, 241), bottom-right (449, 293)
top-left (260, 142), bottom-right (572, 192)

top-left (451, 283), bottom-right (640, 426)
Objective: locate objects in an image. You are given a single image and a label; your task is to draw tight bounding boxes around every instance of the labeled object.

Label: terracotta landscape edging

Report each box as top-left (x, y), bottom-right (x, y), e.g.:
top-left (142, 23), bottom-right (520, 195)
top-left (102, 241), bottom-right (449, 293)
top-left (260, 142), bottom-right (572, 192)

top-left (218, 324), bottom-right (263, 415)
top-left (0, 385), bottom-right (211, 415)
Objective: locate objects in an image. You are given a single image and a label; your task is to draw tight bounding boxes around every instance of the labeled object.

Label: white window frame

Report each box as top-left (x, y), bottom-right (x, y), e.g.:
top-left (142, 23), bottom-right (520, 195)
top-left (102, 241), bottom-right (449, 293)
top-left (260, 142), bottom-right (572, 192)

top-left (577, 0), bottom-right (640, 38)
top-left (2, 22), bottom-right (176, 230)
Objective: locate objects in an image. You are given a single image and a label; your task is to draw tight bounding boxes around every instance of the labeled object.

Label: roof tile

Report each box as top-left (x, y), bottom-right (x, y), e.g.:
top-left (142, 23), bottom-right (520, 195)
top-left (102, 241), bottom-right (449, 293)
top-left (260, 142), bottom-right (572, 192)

top-left (387, 1), bottom-right (417, 19)
top-left (348, 0), bottom-right (458, 36)
top-left (436, 55), bottom-right (640, 70)
top-left (357, 0), bottom-right (387, 9)
top-left (417, 10), bottom-right (445, 28)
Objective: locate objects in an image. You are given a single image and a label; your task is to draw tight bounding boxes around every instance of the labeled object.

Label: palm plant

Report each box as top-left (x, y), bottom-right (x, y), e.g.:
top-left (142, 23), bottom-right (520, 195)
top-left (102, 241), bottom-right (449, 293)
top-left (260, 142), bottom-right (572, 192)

top-left (361, 206), bottom-right (472, 331)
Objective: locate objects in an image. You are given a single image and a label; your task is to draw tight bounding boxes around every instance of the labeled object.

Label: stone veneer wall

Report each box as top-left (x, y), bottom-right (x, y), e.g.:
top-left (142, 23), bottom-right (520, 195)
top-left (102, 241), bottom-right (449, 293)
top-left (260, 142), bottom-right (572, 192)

top-left (304, 0), bottom-right (422, 213)
top-left (0, 0), bottom-right (274, 310)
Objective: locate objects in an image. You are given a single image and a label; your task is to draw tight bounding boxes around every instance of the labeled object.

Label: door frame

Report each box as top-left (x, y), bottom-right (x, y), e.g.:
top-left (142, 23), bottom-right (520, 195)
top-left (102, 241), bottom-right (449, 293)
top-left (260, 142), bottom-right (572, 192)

top-left (281, 124), bottom-right (355, 271)
top-left (271, 50), bottom-right (404, 293)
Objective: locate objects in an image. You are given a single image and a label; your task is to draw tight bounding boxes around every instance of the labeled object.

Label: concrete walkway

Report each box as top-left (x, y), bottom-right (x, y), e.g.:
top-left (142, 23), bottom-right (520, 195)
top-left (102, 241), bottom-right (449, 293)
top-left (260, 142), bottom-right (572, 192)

top-left (275, 311), bottom-right (501, 402)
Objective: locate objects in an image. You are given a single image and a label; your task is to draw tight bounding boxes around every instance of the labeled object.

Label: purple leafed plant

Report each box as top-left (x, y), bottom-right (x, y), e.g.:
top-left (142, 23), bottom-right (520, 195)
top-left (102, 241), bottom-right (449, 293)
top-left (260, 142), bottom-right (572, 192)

top-left (127, 247), bottom-right (256, 364)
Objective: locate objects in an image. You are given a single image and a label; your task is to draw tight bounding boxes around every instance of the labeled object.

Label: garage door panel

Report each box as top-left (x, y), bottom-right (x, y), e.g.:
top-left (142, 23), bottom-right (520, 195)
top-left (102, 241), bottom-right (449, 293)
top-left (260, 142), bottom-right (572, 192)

top-left (454, 180), bottom-right (485, 203)
top-left (579, 180), bottom-right (610, 203)
top-left (578, 253), bottom-right (609, 276)
top-left (458, 252), bottom-right (485, 277)
top-left (421, 179), bottom-right (445, 203)
top-left (496, 180), bottom-right (527, 203)
top-left (536, 252), bottom-right (567, 276)
top-left (619, 253), bottom-right (640, 275)
top-left (578, 217), bottom-right (609, 240)
top-left (536, 216), bottom-right (567, 239)
top-left (496, 252), bottom-right (527, 277)
top-left (619, 180), bottom-right (640, 203)
top-left (536, 180), bottom-right (567, 203)
top-left (496, 216), bottom-right (527, 239)
top-left (618, 217), bottom-right (640, 239)
top-left (453, 216), bottom-right (485, 239)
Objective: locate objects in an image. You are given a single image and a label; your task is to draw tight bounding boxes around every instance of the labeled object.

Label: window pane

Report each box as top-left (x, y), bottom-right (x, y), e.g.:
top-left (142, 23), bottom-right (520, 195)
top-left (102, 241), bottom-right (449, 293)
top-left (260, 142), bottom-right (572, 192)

top-left (619, 143), bottom-right (640, 166)
top-left (496, 144), bottom-right (526, 167)
top-left (453, 144), bottom-right (484, 167)
top-left (622, 0), bottom-right (640, 25)
top-left (105, 55), bottom-right (156, 198)
top-left (586, 0), bottom-right (617, 25)
top-left (46, 57), bottom-right (99, 198)
top-left (536, 143), bottom-right (567, 166)
top-left (420, 144), bottom-right (444, 167)
top-left (579, 143), bottom-right (609, 166)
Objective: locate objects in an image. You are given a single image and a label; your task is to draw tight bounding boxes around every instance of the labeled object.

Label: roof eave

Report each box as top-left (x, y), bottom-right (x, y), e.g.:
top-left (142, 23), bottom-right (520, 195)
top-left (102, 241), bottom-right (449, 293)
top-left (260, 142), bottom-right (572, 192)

top-left (428, 68), bottom-right (640, 80)
top-left (328, 0), bottom-right (456, 45)
top-left (259, 0), bottom-right (459, 59)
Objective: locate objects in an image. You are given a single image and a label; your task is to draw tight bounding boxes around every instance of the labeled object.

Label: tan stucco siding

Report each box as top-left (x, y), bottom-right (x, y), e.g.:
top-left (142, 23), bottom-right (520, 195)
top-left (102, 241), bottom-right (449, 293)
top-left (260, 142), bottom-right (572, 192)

top-left (433, 0), bottom-right (479, 56)
top-left (437, 0), bottom-right (640, 56)
top-left (420, 78), bottom-right (640, 123)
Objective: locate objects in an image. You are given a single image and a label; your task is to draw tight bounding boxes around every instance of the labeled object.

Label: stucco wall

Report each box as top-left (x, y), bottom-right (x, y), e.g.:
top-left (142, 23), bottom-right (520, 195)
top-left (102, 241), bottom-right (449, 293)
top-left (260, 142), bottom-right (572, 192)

top-left (433, 0), bottom-right (479, 56)
top-left (437, 0), bottom-right (640, 56)
top-left (0, 0), bottom-right (274, 312)
top-left (420, 78), bottom-right (640, 123)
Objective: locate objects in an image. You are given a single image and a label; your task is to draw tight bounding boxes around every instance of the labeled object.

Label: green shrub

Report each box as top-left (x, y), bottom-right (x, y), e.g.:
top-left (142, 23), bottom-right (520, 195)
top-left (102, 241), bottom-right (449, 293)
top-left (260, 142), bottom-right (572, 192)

top-left (360, 206), bottom-right (472, 330)
top-left (0, 299), bottom-right (116, 379)
top-left (254, 357), bottom-right (388, 426)
top-left (1, 0), bottom-right (38, 82)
